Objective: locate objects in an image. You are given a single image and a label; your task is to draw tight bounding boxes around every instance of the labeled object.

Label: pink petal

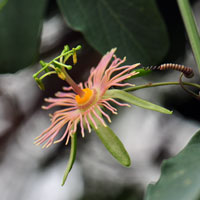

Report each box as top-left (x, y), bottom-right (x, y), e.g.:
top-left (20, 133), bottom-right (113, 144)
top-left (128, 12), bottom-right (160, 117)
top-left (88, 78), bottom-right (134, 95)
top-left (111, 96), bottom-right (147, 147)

top-left (93, 48), bottom-right (116, 85)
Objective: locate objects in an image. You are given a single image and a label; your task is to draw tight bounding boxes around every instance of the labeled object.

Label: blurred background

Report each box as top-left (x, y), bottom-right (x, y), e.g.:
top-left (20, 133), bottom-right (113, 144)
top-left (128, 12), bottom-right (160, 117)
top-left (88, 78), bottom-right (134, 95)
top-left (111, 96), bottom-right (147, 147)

top-left (0, 0), bottom-right (200, 199)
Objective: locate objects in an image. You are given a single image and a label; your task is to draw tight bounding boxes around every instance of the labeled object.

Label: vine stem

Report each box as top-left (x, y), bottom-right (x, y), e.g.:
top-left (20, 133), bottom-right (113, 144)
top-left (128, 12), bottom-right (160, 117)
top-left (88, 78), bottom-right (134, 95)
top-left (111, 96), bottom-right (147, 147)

top-left (124, 81), bottom-right (200, 92)
top-left (177, 0), bottom-right (200, 74)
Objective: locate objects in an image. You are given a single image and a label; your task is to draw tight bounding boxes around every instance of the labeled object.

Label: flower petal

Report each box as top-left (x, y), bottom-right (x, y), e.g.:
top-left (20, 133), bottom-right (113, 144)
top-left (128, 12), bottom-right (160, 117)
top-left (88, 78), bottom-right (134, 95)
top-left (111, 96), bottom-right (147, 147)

top-left (93, 48), bottom-right (116, 85)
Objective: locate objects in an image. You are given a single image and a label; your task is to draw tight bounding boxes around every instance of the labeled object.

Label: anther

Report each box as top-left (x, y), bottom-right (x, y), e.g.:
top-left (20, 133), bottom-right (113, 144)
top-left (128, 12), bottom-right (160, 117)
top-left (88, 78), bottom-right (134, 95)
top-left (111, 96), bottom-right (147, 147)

top-left (35, 77), bottom-right (45, 90)
top-left (72, 48), bottom-right (77, 64)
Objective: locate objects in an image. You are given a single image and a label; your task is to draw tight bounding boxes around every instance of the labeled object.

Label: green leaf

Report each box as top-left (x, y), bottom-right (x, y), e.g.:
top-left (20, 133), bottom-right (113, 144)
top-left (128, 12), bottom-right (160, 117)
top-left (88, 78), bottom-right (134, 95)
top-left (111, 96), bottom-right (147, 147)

top-left (144, 130), bottom-right (200, 200)
top-left (57, 0), bottom-right (169, 65)
top-left (0, 0), bottom-right (8, 10)
top-left (93, 120), bottom-right (131, 167)
top-left (62, 132), bottom-right (77, 186)
top-left (105, 89), bottom-right (172, 114)
top-left (0, 0), bottom-right (47, 73)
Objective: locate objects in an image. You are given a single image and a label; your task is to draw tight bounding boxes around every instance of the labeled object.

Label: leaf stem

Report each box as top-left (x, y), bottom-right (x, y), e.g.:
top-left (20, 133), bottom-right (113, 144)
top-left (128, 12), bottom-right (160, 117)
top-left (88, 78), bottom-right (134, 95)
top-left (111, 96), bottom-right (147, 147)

top-left (124, 81), bottom-right (200, 92)
top-left (177, 0), bottom-right (200, 74)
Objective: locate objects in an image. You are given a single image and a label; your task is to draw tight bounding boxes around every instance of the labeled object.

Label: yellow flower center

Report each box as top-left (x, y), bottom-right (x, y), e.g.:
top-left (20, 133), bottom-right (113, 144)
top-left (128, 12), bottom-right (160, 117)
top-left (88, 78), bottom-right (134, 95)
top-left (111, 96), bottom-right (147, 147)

top-left (75, 88), bottom-right (93, 105)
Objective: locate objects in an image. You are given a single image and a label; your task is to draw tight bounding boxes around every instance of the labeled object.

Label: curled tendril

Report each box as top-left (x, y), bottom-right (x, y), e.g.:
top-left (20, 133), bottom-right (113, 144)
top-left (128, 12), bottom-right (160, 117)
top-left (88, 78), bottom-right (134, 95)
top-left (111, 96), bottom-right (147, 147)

top-left (33, 45), bottom-right (81, 90)
top-left (179, 73), bottom-right (200, 100)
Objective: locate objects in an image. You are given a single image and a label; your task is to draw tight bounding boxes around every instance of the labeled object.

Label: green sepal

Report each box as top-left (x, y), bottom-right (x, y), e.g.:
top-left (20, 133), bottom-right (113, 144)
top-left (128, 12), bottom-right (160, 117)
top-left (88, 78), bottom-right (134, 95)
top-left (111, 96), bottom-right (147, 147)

top-left (130, 68), bottom-right (152, 78)
top-left (62, 132), bottom-right (77, 186)
top-left (105, 89), bottom-right (172, 114)
top-left (93, 119), bottom-right (131, 167)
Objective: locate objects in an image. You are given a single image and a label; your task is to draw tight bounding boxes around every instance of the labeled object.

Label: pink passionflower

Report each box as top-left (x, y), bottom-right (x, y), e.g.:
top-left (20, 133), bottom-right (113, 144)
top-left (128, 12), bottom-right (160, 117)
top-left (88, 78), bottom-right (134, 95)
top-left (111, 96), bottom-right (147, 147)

top-left (34, 48), bottom-right (139, 148)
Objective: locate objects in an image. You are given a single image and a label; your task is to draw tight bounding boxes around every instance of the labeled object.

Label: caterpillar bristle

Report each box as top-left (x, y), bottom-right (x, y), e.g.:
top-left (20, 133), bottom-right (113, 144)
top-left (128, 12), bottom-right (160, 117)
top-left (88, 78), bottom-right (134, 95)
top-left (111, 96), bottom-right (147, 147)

top-left (144, 66), bottom-right (159, 71)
